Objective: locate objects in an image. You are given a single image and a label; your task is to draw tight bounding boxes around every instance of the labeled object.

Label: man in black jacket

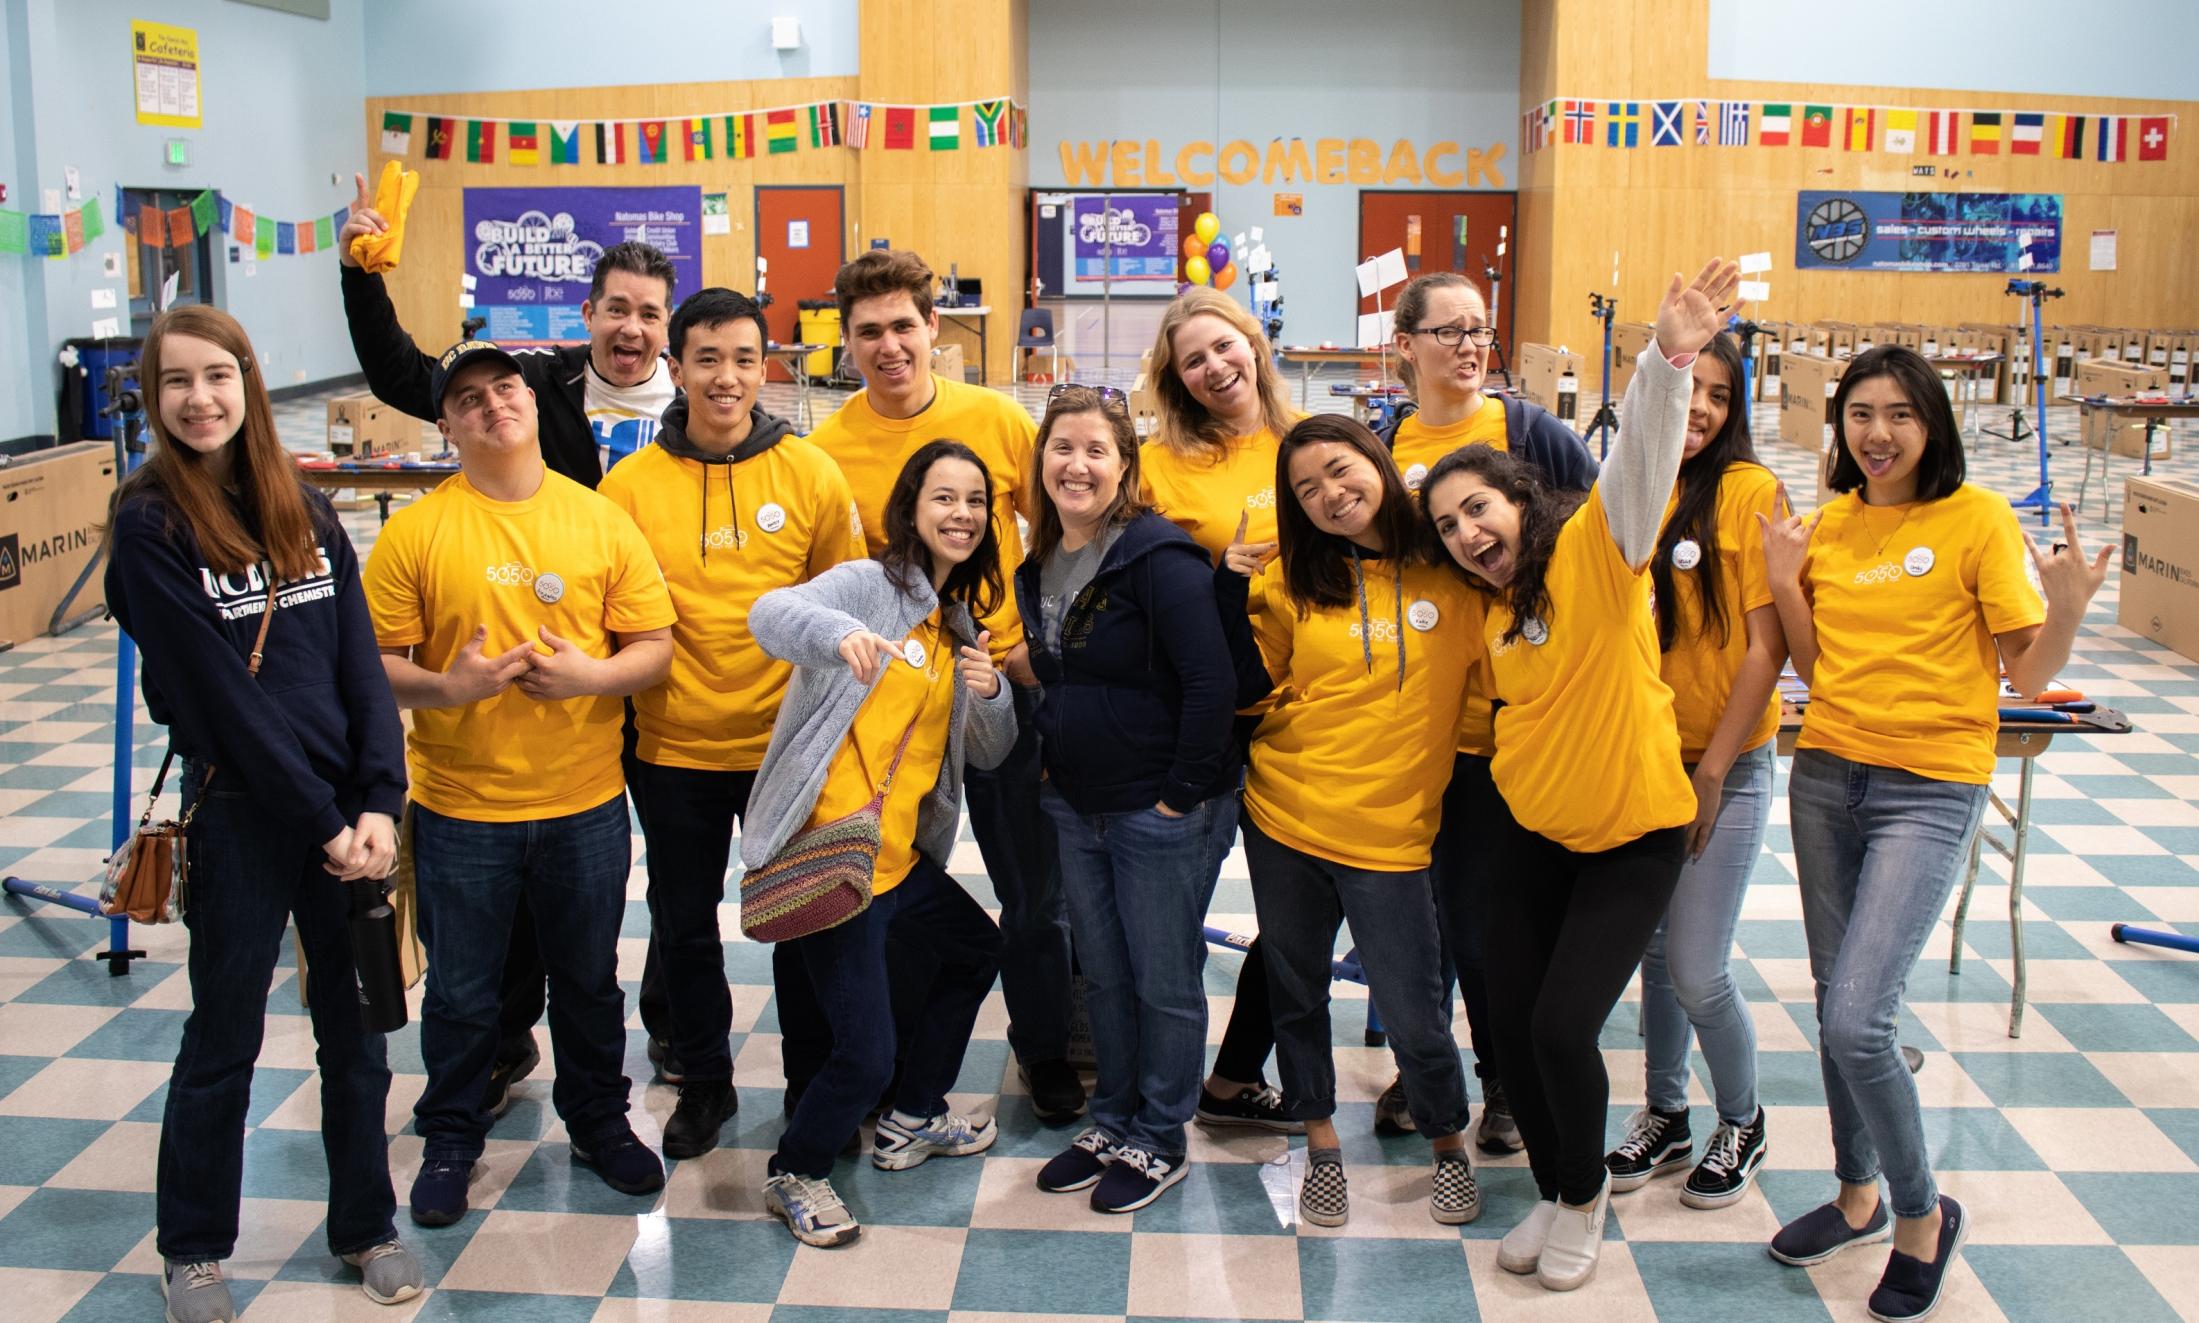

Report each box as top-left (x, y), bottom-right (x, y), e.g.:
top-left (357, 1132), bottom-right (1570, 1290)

top-left (337, 171), bottom-right (678, 487)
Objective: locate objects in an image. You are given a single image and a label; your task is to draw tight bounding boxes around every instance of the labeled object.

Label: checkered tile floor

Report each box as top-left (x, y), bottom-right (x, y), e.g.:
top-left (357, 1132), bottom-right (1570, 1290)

top-left (2, 378), bottom-right (2196, 1321)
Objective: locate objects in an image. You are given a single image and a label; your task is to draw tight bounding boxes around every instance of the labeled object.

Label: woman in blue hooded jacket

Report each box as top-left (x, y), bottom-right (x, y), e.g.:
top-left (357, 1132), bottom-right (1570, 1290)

top-left (1014, 385), bottom-right (1238, 1215)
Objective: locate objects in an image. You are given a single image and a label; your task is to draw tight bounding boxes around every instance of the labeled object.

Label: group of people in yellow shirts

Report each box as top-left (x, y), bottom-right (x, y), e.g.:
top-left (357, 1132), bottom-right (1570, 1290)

top-left (112, 214), bottom-right (2112, 1323)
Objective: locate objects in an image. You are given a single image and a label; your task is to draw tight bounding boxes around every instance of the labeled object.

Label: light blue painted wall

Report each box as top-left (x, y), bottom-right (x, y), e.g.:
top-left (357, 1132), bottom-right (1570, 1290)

top-left (5, 0), bottom-right (371, 437)
top-left (363, 0), bottom-right (859, 96)
top-left (2, 4), bottom-right (34, 439)
top-left (1027, 0), bottom-right (1520, 346)
top-left (1707, 0), bottom-right (2199, 102)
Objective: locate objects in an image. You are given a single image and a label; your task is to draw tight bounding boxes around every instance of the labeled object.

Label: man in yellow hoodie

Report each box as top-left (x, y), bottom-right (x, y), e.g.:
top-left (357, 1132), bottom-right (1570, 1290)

top-left (598, 288), bottom-right (861, 1158)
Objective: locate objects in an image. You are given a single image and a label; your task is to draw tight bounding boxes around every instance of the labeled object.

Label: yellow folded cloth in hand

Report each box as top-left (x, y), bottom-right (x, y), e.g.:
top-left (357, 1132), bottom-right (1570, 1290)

top-left (349, 160), bottom-right (420, 274)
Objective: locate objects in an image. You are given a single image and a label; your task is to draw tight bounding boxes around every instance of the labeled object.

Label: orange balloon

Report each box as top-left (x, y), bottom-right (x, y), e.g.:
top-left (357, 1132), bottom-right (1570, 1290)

top-left (1212, 263), bottom-right (1237, 291)
top-left (1182, 234), bottom-right (1205, 260)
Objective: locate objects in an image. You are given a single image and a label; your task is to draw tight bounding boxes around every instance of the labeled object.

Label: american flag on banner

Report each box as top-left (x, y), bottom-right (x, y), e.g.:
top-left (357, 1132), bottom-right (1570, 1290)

top-left (846, 102), bottom-right (873, 148)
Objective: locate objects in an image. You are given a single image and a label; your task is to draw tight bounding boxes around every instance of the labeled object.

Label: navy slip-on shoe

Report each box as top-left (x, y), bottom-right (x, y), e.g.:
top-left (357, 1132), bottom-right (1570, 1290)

top-left (1769, 1197), bottom-right (1893, 1266)
top-left (571, 1127), bottom-right (667, 1195)
top-left (1868, 1196), bottom-right (1969, 1322)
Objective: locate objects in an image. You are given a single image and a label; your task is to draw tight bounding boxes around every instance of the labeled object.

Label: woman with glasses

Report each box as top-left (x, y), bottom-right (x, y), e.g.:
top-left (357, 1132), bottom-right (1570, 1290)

top-left (1015, 385), bottom-right (1239, 1213)
top-left (1139, 287), bottom-right (1306, 1135)
top-left (1366, 273), bottom-right (1598, 1152)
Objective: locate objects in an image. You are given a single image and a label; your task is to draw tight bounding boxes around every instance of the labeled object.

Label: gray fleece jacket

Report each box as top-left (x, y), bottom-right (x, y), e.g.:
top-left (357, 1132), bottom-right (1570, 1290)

top-left (741, 558), bottom-right (1018, 873)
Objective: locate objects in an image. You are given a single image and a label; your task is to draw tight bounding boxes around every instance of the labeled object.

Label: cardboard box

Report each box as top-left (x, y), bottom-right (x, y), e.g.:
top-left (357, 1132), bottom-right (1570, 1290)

top-left (2081, 405), bottom-right (2174, 460)
top-left (1516, 343), bottom-right (1583, 427)
top-left (326, 393), bottom-right (421, 459)
top-left (1814, 322), bottom-right (1859, 359)
top-left (2119, 476), bottom-right (2199, 663)
top-left (0, 442), bottom-right (117, 646)
top-left (1757, 321), bottom-right (1783, 402)
top-left (1778, 351), bottom-right (1847, 450)
top-left (2165, 332), bottom-right (2199, 388)
top-left (1127, 371), bottom-right (1162, 438)
top-left (930, 343), bottom-right (966, 383)
top-left (1608, 321), bottom-right (1655, 398)
top-left (1872, 323), bottom-right (1923, 350)
top-left (1955, 324), bottom-right (2015, 403)
top-left (2074, 359), bottom-right (2169, 397)
top-left (2119, 329), bottom-right (2148, 364)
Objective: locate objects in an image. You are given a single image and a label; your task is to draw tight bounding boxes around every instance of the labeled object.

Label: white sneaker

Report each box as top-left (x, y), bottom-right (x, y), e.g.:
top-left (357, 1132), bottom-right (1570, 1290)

top-left (1536, 1173), bottom-right (1612, 1292)
top-left (1497, 1200), bottom-right (1559, 1274)
top-left (764, 1170), bottom-right (861, 1247)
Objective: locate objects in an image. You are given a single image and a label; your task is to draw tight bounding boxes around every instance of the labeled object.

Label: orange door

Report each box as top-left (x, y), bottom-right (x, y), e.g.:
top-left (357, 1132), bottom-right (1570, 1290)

top-left (756, 186), bottom-right (846, 381)
top-left (1357, 191), bottom-right (1518, 354)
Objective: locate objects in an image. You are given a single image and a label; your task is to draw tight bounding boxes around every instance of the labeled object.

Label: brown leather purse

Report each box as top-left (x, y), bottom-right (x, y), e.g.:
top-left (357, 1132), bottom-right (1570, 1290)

top-left (101, 580), bottom-right (278, 924)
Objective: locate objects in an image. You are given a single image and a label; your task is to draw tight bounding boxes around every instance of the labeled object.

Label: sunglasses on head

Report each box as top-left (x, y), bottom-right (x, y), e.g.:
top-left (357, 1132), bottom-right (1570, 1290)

top-left (1047, 382), bottom-right (1129, 411)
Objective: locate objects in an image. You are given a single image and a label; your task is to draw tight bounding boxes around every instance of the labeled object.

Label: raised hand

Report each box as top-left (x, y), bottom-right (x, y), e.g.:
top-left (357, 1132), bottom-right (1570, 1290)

top-left (1222, 510), bottom-right (1278, 578)
top-left (957, 629), bottom-right (1002, 699)
top-left (1755, 480), bottom-right (1821, 588)
top-left (2026, 503), bottom-right (2114, 617)
top-left (1654, 258), bottom-right (1743, 358)
top-left (442, 625), bottom-right (535, 705)
top-left (336, 171), bottom-right (386, 270)
top-left (516, 626), bottom-right (604, 701)
top-left (838, 629), bottom-right (905, 685)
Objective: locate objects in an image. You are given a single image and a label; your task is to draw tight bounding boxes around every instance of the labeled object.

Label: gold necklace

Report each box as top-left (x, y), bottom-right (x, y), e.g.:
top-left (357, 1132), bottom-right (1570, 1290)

top-left (1858, 501), bottom-right (1913, 560)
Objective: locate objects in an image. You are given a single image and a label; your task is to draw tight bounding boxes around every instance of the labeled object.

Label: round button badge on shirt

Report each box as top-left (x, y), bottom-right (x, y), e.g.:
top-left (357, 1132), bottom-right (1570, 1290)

top-left (903, 638), bottom-right (927, 670)
top-left (1904, 546), bottom-right (1936, 577)
top-left (756, 502), bottom-right (787, 534)
top-left (1403, 463), bottom-right (1429, 491)
top-left (1671, 538), bottom-right (1702, 571)
top-left (1407, 599), bottom-right (1439, 632)
top-left (533, 572), bottom-right (565, 604)
top-left (1521, 616), bottom-right (1549, 646)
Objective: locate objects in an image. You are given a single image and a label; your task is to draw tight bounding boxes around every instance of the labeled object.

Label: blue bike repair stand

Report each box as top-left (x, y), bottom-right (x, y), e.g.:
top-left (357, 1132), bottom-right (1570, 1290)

top-left (1730, 314), bottom-right (1761, 409)
top-left (2005, 279), bottom-right (2063, 527)
top-left (1, 398), bottom-right (147, 975)
top-left (1582, 293), bottom-right (1620, 459)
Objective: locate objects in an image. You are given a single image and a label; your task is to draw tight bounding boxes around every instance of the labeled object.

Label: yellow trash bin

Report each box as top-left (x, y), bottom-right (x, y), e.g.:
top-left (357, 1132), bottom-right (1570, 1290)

top-left (797, 302), bottom-right (840, 378)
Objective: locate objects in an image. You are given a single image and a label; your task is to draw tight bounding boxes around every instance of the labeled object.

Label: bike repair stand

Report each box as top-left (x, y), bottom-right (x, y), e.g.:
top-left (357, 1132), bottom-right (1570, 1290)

top-left (2000, 279), bottom-right (2063, 527)
top-left (1729, 313), bottom-right (1763, 411)
top-left (1483, 254), bottom-right (1512, 391)
top-left (1582, 293), bottom-right (1620, 459)
top-left (3, 366), bottom-right (150, 974)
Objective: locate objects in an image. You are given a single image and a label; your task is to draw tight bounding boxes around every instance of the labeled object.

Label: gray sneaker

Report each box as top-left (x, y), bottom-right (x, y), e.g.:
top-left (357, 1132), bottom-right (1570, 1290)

top-left (162, 1259), bottom-right (237, 1323)
top-left (1374, 1073), bottom-right (1417, 1135)
top-left (342, 1238), bottom-right (426, 1305)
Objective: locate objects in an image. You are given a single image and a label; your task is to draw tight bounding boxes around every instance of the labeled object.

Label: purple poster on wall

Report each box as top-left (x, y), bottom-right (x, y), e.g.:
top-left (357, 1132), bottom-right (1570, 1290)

top-left (1071, 194), bottom-right (1180, 285)
top-left (462, 186), bottom-right (700, 344)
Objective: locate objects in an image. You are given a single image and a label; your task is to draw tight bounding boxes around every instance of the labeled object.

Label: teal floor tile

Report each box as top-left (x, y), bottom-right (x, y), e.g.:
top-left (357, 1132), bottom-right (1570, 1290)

top-left (1947, 919), bottom-right (2091, 961)
top-left (1631, 1242), bottom-right (1833, 1322)
top-left (14, 959), bottom-right (183, 1008)
top-left (415, 1290), bottom-right (602, 1321)
top-left (770, 1309), bottom-right (949, 1323)
top-left (1130, 1157), bottom-right (1294, 1236)
top-left (1919, 1107), bottom-right (2046, 1171)
top-left (1966, 1245), bottom-right (2181, 1323)
top-left (2022, 886), bottom-right (2163, 922)
top-left (1296, 1235), bottom-right (1475, 1323)
top-left (58, 1271), bottom-right (265, 1322)
top-left (0, 1052), bottom-right (52, 1100)
top-left (63, 1007), bottom-right (189, 1061)
top-left (0, 1188), bottom-right (157, 1271)
top-left (0, 915), bottom-right (111, 957)
top-left (238, 1125), bottom-right (335, 1201)
top-left (277, 1209), bottom-right (487, 1286)
top-left (2060, 1172), bottom-right (2199, 1245)
top-left (833, 1142), bottom-right (983, 1226)
top-left (2105, 959), bottom-right (2199, 1005)
top-left (951, 1228), bottom-right (1132, 1314)
top-left (2034, 1002), bottom-right (2199, 1052)
top-left (2145, 1109), bottom-right (2199, 1166)
top-left (608, 1215), bottom-right (795, 1303)
top-left (1950, 1050), bottom-right (2133, 1107)
top-left (0, 1116), bottom-right (114, 1186)
top-left (494, 1142), bottom-right (665, 1217)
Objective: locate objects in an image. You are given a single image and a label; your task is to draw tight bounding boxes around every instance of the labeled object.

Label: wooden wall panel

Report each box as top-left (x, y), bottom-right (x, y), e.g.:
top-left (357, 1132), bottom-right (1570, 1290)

top-left (1514, 0), bottom-right (2198, 366)
top-left (360, 76), bottom-right (861, 357)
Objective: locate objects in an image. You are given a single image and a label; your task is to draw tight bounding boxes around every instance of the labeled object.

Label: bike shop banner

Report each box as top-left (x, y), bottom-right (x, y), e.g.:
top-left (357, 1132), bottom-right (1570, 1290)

top-left (1069, 194), bottom-right (1181, 287)
top-left (1795, 191), bottom-right (2063, 273)
top-left (463, 186), bottom-right (701, 343)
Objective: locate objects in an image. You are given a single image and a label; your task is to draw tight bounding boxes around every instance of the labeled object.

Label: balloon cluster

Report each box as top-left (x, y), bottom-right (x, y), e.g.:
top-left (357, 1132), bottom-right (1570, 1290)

top-left (1180, 211), bottom-right (1238, 291)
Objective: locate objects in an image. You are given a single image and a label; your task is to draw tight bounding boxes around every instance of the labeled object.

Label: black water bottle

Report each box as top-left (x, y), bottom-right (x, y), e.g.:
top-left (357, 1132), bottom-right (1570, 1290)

top-left (349, 879), bottom-right (410, 1033)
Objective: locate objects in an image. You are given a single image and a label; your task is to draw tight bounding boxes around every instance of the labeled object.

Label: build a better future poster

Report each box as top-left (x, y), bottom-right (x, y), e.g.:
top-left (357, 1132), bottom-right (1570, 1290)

top-left (1796, 191), bottom-right (2063, 273)
top-left (463, 187), bottom-right (701, 343)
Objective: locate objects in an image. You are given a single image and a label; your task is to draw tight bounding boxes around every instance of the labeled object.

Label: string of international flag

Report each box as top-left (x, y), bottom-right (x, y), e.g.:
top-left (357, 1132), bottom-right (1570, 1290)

top-left (377, 96), bottom-right (1029, 165)
top-left (0, 186), bottom-right (351, 261)
top-left (1522, 99), bottom-right (2175, 162)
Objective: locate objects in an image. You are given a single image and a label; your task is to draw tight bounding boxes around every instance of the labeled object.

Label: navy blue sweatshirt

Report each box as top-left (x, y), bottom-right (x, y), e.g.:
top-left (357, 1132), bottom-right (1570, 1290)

top-left (1014, 512), bottom-right (1237, 815)
top-left (104, 483), bottom-right (407, 844)
top-left (1378, 395), bottom-right (1600, 492)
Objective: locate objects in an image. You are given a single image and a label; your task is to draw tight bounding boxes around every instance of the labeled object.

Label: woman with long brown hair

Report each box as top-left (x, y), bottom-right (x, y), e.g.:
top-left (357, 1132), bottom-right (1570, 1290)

top-left (103, 305), bottom-right (419, 1320)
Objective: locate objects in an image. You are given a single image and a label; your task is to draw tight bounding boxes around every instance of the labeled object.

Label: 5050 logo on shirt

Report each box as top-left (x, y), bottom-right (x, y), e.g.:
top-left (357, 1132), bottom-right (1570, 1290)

top-left (1852, 561), bottom-right (1905, 586)
top-left (484, 561), bottom-right (539, 587)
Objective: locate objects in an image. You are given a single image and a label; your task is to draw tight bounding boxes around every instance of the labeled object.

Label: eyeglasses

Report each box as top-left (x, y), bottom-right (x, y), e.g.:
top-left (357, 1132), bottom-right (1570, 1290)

top-left (1410, 325), bottom-right (1499, 348)
top-left (1047, 382), bottom-right (1129, 411)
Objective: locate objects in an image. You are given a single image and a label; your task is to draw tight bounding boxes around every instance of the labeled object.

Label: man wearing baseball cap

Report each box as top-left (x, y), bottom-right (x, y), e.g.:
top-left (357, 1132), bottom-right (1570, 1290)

top-left (362, 341), bottom-right (678, 1226)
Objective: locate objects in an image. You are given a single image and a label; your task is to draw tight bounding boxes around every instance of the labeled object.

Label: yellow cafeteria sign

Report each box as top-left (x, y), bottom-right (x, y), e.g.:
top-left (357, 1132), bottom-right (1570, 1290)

top-left (132, 20), bottom-right (202, 129)
top-left (1059, 137), bottom-right (1507, 190)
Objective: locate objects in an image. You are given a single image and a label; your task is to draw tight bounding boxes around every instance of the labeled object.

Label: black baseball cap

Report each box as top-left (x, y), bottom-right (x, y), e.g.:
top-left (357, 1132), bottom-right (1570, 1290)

top-left (430, 340), bottom-right (527, 417)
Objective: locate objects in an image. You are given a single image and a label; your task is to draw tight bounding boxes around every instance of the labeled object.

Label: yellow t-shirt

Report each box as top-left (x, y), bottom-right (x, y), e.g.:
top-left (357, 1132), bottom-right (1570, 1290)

top-left (1139, 427), bottom-right (1284, 564)
top-left (803, 612), bottom-right (955, 893)
top-left (598, 438), bottom-right (862, 771)
top-left (1487, 487), bottom-right (1695, 853)
top-left (1798, 482), bottom-right (2046, 784)
top-left (1391, 398), bottom-right (1509, 753)
top-left (1660, 462), bottom-right (1782, 763)
top-left (1245, 556), bottom-right (1485, 871)
top-left (364, 470), bottom-right (678, 822)
top-left (1389, 397), bottom-right (1507, 494)
top-left (804, 374), bottom-right (1034, 660)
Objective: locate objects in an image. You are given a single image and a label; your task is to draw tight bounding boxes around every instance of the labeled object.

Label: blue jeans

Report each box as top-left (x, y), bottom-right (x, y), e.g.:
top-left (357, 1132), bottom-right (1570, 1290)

top-left (1042, 784), bottom-right (1234, 1156)
top-left (159, 778), bottom-right (395, 1262)
top-left (1241, 818), bottom-right (1467, 1137)
top-left (412, 795), bottom-right (634, 1161)
top-left (773, 857), bottom-right (1002, 1178)
top-left (963, 681), bottom-right (1070, 1066)
top-left (1789, 749), bottom-right (1988, 1220)
top-left (1642, 744), bottom-right (1774, 1123)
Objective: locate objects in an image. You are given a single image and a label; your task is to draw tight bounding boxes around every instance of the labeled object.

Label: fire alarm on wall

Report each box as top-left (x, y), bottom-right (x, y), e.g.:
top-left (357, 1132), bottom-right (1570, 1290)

top-left (772, 17), bottom-right (802, 50)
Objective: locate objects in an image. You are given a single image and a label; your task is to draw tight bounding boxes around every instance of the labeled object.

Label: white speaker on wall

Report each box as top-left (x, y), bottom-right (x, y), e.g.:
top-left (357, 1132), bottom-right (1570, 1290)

top-left (772, 17), bottom-right (803, 50)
